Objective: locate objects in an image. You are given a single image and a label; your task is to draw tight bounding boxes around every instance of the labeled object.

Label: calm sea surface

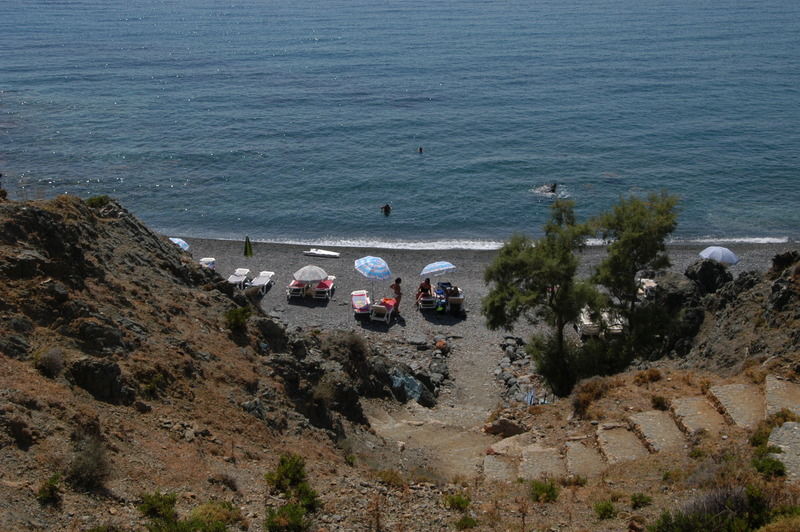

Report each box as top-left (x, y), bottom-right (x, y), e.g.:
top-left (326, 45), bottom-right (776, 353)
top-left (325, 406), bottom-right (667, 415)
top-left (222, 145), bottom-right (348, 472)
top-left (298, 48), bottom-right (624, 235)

top-left (2, 0), bottom-right (799, 248)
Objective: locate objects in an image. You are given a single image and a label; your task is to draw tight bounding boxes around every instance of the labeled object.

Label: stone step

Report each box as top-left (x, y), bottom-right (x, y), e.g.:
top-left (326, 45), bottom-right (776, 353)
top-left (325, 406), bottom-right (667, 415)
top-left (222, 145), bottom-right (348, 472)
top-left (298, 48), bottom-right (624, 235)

top-left (597, 423), bottom-right (649, 465)
top-left (518, 445), bottom-right (566, 480)
top-left (565, 440), bottom-right (607, 478)
top-left (482, 454), bottom-right (518, 482)
top-left (628, 410), bottom-right (686, 453)
top-left (765, 375), bottom-right (800, 417)
top-left (709, 383), bottom-right (766, 429)
top-left (671, 396), bottom-right (729, 436)
top-left (768, 422), bottom-right (800, 484)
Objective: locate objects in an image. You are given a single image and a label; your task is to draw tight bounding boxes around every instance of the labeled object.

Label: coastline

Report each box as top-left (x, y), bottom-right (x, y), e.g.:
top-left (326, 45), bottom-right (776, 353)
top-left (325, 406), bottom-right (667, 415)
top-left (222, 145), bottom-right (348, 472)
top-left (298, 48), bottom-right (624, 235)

top-left (182, 238), bottom-right (794, 337)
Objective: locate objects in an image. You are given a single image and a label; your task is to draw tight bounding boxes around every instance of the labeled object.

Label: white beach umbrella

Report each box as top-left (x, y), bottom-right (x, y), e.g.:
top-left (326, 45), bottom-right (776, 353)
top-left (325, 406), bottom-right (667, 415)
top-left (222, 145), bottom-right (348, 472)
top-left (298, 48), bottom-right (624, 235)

top-left (169, 237), bottom-right (189, 251)
top-left (699, 246), bottom-right (740, 266)
top-left (293, 264), bottom-right (328, 283)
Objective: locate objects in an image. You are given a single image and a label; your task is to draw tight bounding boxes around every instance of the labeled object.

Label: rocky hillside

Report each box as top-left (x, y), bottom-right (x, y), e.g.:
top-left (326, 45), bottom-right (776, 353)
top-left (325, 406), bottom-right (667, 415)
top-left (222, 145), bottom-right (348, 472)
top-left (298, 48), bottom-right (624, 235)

top-left (671, 251), bottom-right (800, 374)
top-left (2, 193), bottom-right (799, 531)
top-left (0, 195), bottom-right (456, 531)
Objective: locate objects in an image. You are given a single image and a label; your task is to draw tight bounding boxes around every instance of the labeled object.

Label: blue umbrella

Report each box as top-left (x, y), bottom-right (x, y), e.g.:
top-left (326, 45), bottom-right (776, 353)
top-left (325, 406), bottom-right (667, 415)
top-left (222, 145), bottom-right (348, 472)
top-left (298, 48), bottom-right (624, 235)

top-left (355, 256), bottom-right (391, 295)
top-left (699, 246), bottom-right (740, 266)
top-left (169, 237), bottom-right (189, 251)
top-left (420, 261), bottom-right (456, 276)
top-left (355, 256), bottom-right (391, 280)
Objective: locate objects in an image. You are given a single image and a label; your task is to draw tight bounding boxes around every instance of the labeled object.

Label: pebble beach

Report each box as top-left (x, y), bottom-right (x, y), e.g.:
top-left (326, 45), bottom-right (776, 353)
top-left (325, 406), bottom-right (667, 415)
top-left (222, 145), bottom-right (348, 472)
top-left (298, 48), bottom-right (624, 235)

top-left (183, 238), bottom-right (794, 339)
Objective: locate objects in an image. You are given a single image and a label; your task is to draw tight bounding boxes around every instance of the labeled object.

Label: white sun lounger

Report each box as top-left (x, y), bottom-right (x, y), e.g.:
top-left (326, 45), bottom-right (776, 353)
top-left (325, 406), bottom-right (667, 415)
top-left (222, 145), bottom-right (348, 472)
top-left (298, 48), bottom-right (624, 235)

top-left (250, 270), bottom-right (275, 295)
top-left (227, 268), bottom-right (251, 290)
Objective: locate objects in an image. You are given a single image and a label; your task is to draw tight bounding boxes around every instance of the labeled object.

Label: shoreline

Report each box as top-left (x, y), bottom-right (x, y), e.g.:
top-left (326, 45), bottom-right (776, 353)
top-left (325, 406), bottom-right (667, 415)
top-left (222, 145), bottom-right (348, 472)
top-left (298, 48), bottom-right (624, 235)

top-left (182, 237), bottom-right (795, 337)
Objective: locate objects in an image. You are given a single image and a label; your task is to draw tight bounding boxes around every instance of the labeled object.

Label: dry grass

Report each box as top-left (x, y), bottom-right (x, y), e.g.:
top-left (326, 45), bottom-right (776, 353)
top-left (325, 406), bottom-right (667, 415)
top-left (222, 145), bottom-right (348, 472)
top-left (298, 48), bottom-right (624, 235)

top-left (571, 376), bottom-right (621, 418)
top-left (633, 368), bottom-right (662, 386)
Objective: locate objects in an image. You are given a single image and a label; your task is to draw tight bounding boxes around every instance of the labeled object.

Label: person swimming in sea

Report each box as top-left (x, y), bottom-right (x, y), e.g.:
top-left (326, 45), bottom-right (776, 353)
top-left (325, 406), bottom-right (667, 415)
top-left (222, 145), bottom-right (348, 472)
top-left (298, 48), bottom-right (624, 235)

top-left (381, 203), bottom-right (391, 216)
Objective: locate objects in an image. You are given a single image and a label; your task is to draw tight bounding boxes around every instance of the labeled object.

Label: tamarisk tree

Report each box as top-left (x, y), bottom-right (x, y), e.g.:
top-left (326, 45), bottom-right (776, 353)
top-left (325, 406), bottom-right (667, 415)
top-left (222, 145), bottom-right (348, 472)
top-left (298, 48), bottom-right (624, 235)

top-left (593, 192), bottom-right (679, 349)
top-left (482, 200), bottom-right (595, 395)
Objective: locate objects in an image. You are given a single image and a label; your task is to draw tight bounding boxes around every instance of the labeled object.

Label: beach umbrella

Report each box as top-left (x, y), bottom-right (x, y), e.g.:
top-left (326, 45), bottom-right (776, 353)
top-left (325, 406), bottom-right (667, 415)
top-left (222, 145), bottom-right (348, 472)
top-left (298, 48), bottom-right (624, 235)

top-left (354, 256), bottom-right (392, 280)
top-left (420, 261), bottom-right (456, 277)
top-left (354, 256), bottom-right (391, 295)
top-left (169, 237), bottom-right (189, 251)
top-left (293, 264), bottom-right (328, 283)
top-left (244, 236), bottom-right (253, 257)
top-left (699, 246), bottom-right (740, 266)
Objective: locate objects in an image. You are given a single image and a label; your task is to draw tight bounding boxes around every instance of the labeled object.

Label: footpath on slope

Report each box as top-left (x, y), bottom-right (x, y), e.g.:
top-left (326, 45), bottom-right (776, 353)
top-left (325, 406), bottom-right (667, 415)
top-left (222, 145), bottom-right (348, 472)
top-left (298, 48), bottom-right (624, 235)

top-left (361, 322), bottom-right (510, 483)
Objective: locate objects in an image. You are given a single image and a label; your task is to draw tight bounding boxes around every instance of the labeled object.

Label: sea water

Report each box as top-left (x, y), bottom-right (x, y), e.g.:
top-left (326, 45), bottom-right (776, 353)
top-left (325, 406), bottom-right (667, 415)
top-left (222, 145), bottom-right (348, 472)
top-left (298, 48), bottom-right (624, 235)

top-left (2, 0), bottom-right (799, 248)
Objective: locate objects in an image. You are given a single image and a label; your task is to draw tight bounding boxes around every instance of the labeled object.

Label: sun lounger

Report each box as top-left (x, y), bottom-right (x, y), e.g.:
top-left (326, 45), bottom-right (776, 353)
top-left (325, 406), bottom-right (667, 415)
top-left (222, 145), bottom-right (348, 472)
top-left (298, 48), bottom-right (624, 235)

top-left (577, 307), bottom-right (600, 337)
top-left (603, 311), bottom-right (625, 335)
top-left (446, 289), bottom-right (465, 312)
top-left (286, 280), bottom-right (307, 299)
top-left (199, 257), bottom-right (216, 270)
top-left (351, 290), bottom-right (370, 316)
top-left (314, 275), bottom-right (336, 300)
top-left (370, 297), bottom-right (396, 323)
top-left (227, 268), bottom-right (251, 289)
top-left (250, 270), bottom-right (275, 295)
top-left (417, 294), bottom-right (437, 310)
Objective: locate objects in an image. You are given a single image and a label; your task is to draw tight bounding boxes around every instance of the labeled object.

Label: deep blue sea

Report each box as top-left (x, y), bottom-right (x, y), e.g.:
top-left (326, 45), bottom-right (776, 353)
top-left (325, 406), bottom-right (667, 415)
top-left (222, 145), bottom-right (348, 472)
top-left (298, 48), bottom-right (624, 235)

top-left (2, 0), bottom-right (799, 248)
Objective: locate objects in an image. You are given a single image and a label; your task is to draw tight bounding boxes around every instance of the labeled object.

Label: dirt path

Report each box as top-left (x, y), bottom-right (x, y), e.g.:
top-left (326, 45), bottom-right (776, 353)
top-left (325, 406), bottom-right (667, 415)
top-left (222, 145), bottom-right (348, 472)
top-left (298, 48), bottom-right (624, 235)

top-left (362, 327), bottom-right (509, 482)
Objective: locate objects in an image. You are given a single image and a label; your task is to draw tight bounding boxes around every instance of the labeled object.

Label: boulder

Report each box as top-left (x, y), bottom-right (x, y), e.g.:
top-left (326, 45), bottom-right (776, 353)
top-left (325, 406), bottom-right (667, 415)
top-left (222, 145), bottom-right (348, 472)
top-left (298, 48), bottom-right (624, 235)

top-left (685, 259), bottom-right (733, 295)
top-left (252, 317), bottom-right (289, 353)
top-left (483, 417), bottom-right (526, 437)
top-left (66, 358), bottom-right (135, 405)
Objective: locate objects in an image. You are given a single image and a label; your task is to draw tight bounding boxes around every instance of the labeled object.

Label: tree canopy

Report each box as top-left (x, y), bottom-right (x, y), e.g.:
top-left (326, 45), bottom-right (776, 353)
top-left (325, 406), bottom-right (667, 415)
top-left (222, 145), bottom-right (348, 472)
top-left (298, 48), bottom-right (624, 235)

top-left (482, 200), bottom-right (595, 394)
top-left (592, 191), bottom-right (679, 346)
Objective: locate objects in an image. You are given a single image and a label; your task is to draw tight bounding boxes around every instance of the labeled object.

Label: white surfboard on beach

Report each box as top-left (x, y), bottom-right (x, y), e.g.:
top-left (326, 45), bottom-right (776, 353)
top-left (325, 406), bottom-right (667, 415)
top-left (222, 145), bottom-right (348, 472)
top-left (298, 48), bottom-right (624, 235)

top-left (303, 248), bottom-right (340, 258)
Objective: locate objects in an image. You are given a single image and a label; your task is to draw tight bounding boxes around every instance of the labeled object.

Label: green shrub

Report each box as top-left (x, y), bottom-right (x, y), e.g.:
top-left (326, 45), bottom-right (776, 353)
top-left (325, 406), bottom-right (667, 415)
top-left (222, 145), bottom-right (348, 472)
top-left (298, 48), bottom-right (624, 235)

top-left (453, 515), bottom-right (478, 530)
top-left (86, 195), bottom-right (111, 208)
top-left (444, 492), bottom-right (471, 512)
top-left (293, 481), bottom-right (320, 513)
top-left (344, 454), bottom-right (356, 467)
top-left (649, 485), bottom-right (771, 532)
top-left (750, 409), bottom-right (800, 447)
top-left (689, 448), bottom-right (706, 459)
top-left (594, 500), bottom-right (616, 519)
top-left (188, 501), bottom-right (243, 528)
top-left (529, 478), bottom-right (559, 503)
top-left (36, 473), bottom-right (61, 505)
top-left (265, 503), bottom-right (308, 532)
top-left (67, 432), bottom-right (110, 490)
top-left (224, 306), bottom-right (251, 331)
top-left (266, 453), bottom-right (308, 493)
top-left (752, 456), bottom-right (786, 478)
top-left (630, 492), bottom-right (652, 509)
top-left (265, 453), bottom-right (320, 514)
top-left (138, 491), bottom-right (178, 521)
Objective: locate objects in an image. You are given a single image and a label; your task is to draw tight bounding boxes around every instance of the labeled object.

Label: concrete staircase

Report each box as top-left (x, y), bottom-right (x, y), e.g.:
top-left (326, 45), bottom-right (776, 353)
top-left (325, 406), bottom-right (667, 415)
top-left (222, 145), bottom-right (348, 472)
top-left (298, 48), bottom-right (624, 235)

top-left (482, 375), bottom-right (800, 483)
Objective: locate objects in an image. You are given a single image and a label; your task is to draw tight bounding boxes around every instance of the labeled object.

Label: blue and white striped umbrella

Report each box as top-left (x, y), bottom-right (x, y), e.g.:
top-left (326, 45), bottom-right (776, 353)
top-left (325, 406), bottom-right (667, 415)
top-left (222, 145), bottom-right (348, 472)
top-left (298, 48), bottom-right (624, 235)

top-left (169, 237), bottom-right (189, 251)
top-left (420, 261), bottom-right (456, 276)
top-left (354, 256), bottom-right (392, 280)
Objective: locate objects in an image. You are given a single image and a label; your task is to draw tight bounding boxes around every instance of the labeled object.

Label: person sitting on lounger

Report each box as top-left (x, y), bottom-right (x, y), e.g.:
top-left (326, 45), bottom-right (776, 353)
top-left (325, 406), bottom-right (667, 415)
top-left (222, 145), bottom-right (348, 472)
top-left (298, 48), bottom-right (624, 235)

top-left (416, 278), bottom-right (433, 303)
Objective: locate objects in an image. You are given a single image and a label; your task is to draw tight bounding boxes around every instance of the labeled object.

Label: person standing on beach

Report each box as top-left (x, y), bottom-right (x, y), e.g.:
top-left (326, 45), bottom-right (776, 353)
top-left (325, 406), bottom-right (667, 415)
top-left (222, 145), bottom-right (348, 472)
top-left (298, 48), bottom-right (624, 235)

top-left (390, 278), bottom-right (402, 313)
